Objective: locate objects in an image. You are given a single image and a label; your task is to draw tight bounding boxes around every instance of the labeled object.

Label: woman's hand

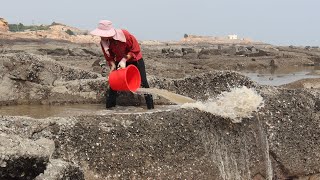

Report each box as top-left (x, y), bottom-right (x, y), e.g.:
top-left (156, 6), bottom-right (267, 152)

top-left (117, 58), bottom-right (127, 69)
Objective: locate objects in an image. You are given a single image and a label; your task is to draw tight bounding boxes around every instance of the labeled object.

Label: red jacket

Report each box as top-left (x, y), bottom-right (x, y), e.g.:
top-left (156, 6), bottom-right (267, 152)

top-left (101, 29), bottom-right (142, 66)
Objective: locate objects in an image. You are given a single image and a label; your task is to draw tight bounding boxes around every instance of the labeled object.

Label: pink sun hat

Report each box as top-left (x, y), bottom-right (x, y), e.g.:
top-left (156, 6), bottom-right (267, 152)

top-left (90, 20), bottom-right (116, 37)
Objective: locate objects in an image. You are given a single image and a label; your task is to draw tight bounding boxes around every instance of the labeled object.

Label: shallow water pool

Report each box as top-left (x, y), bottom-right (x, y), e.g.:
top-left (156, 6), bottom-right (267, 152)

top-left (0, 104), bottom-right (179, 119)
top-left (241, 66), bottom-right (320, 86)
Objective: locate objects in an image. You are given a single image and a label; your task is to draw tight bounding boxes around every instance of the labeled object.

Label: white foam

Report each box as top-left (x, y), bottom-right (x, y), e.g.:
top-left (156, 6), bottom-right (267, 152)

top-left (182, 86), bottom-right (264, 123)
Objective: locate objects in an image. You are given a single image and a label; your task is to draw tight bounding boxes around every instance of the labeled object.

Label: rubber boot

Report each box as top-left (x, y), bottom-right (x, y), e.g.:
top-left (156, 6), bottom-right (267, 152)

top-left (145, 94), bottom-right (154, 109)
top-left (106, 89), bottom-right (117, 108)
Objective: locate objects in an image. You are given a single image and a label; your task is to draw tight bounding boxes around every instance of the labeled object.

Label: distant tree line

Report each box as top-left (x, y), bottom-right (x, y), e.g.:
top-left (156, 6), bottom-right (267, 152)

top-left (8, 22), bottom-right (75, 36)
top-left (8, 23), bottom-right (50, 32)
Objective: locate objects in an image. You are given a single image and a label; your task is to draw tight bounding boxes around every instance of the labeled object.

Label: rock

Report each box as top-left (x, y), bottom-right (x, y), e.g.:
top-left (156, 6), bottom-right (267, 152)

top-left (0, 18), bottom-right (9, 32)
top-left (252, 174), bottom-right (266, 180)
top-left (198, 48), bottom-right (222, 59)
top-left (66, 48), bottom-right (100, 57)
top-left (167, 52), bottom-right (183, 58)
top-left (280, 78), bottom-right (320, 89)
top-left (0, 72), bottom-right (319, 179)
top-left (1, 53), bottom-right (98, 83)
top-left (1, 41), bottom-right (320, 179)
top-left (35, 159), bottom-right (85, 180)
top-left (305, 46), bottom-right (311, 50)
top-left (297, 173), bottom-right (320, 180)
top-left (235, 46), bottom-right (269, 57)
top-left (37, 86), bottom-right (318, 179)
top-left (167, 49), bottom-right (183, 58)
top-left (82, 48), bottom-right (100, 56)
top-left (251, 47), bottom-right (258, 53)
top-left (181, 48), bottom-right (196, 55)
top-left (38, 48), bottom-right (69, 56)
top-left (92, 66), bottom-right (102, 74)
top-left (150, 71), bottom-right (256, 101)
top-left (0, 52), bottom-right (101, 105)
top-left (315, 100), bottom-right (320, 111)
top-left (67, 48), bottom-right (84, 56)
top-left (91, 59), bottom-right (101, 67)
top-left (269, 59), bottom-right (278, 68)
top-left (249, 49), bottom-right (269, 57)
top-left (182, 52), bottom-right (198, 59)
top-left (56, 88), bottom-right (320, 179)
top-left (221, 46), bottom-right (238, 55)
top-left (237, 46), bottom-right (248, 52)
top-left (0, 133), bottom-right (55, 179)
top-left (161, 48), bottom-right (184, 58)
top-left (161, 48), bottom-right (170, 54)
top-left (310, 56), bottom-right (320, 66)
top-left (309, 173), bottom-right (320, 180)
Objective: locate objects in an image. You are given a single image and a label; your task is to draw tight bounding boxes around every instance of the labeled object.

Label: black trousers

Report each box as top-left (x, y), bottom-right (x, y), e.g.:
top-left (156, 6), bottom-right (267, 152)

top-left (106, 58), bottom-right (154, 109)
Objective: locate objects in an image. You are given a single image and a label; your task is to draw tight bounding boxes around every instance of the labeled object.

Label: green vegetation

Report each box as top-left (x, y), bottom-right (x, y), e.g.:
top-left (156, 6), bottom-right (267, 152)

top-left (8, 23), bottom-right (50, 32)
top-left (8, 22), bottom-right (77, 36)
top-left (51, 22), bottom-right (64, 26)
top-left (65, 29), bottom-right (75, 35)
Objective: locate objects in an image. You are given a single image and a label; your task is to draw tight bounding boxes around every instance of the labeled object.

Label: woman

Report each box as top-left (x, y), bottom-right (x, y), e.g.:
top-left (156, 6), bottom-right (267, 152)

top-left (90, 20), bottom-right (154, 109)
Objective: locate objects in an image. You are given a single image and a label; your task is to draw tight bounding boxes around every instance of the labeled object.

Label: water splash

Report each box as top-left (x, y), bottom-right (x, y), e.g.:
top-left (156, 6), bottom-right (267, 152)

top-left (182, 86), bottom-right (264, 123)
top-left (256, 114), bottom-right (273, 180)
top-left (201, 131), bottom-right (252, 180)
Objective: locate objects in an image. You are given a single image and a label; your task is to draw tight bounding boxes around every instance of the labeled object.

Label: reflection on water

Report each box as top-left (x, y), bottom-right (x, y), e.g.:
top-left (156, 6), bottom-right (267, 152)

top-left (0, 104), bottom-right (178, 119)
top-left (241, 66), bottom-right (320, 86)
top-left (0, 104), bottom-right (106, 119)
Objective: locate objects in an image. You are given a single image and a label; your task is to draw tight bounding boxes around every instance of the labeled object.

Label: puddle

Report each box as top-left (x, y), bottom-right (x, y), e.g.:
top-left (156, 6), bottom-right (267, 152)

top-left (0, 104), bottom-right (179, 119)
top-left (241, 66), bottom-right (320, 86)
top-left (0, 88), bottom-right (196, 119)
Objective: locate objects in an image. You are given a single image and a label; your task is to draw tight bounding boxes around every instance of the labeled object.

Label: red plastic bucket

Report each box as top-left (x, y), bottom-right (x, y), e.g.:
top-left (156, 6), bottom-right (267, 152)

top-left (108, 65), bottom-right (141, 92)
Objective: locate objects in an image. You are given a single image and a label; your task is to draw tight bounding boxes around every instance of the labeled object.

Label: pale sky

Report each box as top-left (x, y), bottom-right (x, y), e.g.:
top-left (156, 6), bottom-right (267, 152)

top-left (2, 0), bottom-right (319, 45)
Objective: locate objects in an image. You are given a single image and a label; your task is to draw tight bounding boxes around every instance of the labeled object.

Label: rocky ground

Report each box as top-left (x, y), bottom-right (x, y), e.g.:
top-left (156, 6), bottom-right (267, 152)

top-left (0, 38), bottom-right (320, 179)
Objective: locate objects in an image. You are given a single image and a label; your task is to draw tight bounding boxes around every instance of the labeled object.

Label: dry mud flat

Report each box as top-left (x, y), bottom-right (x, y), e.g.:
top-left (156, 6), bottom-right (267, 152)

top-left (0, 41), bottom-right (320, 179)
